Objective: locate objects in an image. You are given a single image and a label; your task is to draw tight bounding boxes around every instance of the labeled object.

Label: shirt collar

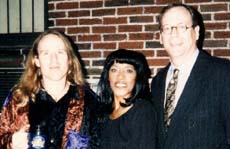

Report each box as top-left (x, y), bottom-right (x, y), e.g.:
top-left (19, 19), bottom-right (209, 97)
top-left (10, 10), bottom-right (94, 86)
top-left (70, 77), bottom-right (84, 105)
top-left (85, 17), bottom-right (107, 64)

top-left (169, 49), bottom-right (199, 73)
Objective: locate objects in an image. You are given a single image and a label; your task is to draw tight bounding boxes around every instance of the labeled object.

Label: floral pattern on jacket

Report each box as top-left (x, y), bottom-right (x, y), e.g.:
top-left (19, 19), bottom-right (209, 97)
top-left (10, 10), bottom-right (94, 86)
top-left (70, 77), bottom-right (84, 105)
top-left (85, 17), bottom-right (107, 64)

top-left (0, 85), bottom-right (99, 149)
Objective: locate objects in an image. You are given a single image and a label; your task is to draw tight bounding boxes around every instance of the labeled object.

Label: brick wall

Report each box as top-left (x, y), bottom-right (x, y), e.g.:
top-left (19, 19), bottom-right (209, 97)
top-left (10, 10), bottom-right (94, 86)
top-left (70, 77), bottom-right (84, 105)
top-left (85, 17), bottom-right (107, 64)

top-left (0, 0), bottom-right (229, 107)
top-left (47, 0), bottom-right (230, 89)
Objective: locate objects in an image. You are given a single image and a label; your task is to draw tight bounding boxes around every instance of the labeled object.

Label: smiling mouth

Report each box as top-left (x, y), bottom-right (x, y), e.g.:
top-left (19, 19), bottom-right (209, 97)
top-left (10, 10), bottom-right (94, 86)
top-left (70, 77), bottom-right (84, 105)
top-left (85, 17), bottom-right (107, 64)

top-left (115, 83), bottom-right (126, 87)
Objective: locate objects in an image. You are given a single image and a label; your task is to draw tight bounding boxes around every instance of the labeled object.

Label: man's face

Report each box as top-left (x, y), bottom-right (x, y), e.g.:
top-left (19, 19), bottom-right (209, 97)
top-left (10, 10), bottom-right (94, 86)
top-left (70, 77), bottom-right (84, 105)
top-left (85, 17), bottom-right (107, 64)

top-left (35, 34), bottom-right (69, 82)
top-left (160, 6), bottom-right (200, 62)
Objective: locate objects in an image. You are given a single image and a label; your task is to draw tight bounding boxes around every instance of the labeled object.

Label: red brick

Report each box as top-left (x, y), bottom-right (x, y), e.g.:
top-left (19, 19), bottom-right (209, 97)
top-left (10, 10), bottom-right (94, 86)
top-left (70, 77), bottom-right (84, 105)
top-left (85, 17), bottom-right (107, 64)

top-left (145, 24), bottom-right (159, 32)
top-left (118, 25), bottom-right (142, 32)
top-left (92, 26), bottom-right (116, 33)
top-left (80, 51), bottom-right (101, 58)
top-left (185, 0), bottom-right (211, 3)
top-left (48, 3), bottom-right (54, 10)
top-left (156, 50), bottom-right (168, 57)
top-left (130, 16), bottom-right (153, 23)
top-left (56, 19), bottom-right (78, 26)
top-left (200, 4), bottom-right (227, 12)
top-left (92, 9), bottom-right (115, 16)
top-left (104, 34), bottom-right (127, 41)
top-left (204, 40), bottom-right (227, 47)
top-left (118, 7), bottom-right (143, 15)
top-left (78, 35), bottom-right (101, 42)
top-left (67, 27), bottom-right (90, 34)
top-left (204, 22), bottom-right (227, 30)
top-left (104, 0), bottom-right (128, 7)
top-left (144, 6), bottom-right (163, 14)
top-left (79, 18), bottom-right (102, 25)
top-left (156, 0), bottom-right (181, 4)
top-left (215, 13), bottom-right (230, 20)
top-left (103, 17), bottom-right (127, 24)
top-left (213, 49), bottom-right (230, 56)
top-left (148, 58), bottom-right (169, 66)
top-left (56, 2), bottom-right (79, 10)
top-left (202, 13), bottom-right (212, 21)
top-left (119, 42), bottom-right (143, 49)
top-left (93, 43), bottom-right (116, 49)
top-left (68, 10), bottom-right (90, 17)
top-left (86, 68), bottom-right (102, 75)
top-left (93, 59), bottom-right (105, 67)
top-left (129, 33), bottom-right (154, 40)
top-left (214, 31), bottom-right (230, 38)
top-left (135, 50), bottom-right (155, 57)
top-left (77, 43), bottom-right (91, 50)
top-left (49, 11), bottom-right (66, 18)
top-left (146, 41), bottom-right (162, 49)
top-left (130, 0), bottom-right (154, 5)
top-left (80, 1), bottom-right (103, 8)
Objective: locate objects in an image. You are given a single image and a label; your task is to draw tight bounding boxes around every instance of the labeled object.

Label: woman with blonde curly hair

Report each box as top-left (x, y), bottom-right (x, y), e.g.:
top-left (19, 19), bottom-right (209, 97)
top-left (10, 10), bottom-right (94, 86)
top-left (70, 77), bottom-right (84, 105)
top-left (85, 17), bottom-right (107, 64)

top-left (0, 30), bottom-right (99, 149)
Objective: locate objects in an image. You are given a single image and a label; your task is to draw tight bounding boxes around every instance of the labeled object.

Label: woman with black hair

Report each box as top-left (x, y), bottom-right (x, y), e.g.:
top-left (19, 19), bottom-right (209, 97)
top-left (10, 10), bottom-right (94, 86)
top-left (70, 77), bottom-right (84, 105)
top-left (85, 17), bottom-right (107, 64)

top-left (97, 49), bottom-right (157, 149)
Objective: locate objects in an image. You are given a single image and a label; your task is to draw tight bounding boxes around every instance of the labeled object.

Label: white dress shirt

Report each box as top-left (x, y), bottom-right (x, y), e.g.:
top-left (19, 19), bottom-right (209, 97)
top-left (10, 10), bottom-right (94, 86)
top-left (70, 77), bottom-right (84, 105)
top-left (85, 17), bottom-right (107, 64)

top-left (164, 49), bottom-right (199, 108)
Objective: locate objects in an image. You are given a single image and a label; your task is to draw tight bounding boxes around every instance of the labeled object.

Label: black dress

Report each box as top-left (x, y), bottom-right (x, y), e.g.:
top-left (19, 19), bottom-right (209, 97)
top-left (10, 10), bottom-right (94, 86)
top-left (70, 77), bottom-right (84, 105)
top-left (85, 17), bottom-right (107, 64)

top-left (99, 99), bottom-right (157, 149)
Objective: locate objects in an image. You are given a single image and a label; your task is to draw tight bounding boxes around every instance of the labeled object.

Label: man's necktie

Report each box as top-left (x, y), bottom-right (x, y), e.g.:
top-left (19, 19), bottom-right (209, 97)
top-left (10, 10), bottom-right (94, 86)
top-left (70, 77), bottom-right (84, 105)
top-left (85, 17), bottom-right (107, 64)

top-left (164, 69), bottom-right (179, 129)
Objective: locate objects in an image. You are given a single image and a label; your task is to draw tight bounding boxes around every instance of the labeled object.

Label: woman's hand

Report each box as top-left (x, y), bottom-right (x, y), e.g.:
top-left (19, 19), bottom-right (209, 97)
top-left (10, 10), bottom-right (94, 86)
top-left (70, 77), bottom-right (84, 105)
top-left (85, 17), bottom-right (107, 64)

top-left (12, 125), bottom-right (30, 149)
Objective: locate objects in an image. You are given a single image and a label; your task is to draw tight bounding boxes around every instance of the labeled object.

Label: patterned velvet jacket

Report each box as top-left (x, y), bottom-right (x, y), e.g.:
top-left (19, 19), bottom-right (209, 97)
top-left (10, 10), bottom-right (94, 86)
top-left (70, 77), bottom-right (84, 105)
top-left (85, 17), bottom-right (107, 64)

top-left (0, 85), bottom-right (99, 149)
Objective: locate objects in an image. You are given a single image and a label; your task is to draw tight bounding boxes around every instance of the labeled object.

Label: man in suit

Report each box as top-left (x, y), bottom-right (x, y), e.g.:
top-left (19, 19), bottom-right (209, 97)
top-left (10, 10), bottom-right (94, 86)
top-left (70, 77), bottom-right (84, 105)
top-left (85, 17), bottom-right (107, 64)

top-left (151, 3), bottom-right (230, 149)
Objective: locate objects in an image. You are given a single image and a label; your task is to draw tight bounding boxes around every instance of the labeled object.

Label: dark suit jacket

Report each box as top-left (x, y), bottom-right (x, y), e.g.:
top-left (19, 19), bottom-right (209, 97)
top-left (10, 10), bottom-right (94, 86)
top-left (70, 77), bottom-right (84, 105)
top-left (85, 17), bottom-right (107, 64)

top-left (151, 50), bottom-right (230, 149)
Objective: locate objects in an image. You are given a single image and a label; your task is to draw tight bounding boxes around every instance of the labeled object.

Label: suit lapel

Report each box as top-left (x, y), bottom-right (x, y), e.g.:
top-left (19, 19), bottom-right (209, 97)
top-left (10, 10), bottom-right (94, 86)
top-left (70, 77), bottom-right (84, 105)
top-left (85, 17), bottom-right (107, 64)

top-left (164, 51), bottom-right (210, 146)
top-left (151, 65), bottom-right (169, 145)
top-left (158, 67), bottom-right (169, 140)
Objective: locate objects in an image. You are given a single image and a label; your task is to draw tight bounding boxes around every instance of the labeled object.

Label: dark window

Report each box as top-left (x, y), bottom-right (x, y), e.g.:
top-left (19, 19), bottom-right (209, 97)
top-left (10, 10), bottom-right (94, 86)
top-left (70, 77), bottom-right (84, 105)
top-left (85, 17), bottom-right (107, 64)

top-left (0, 68), bottom-right (24, 107)
top-left (0, 0), bottom-right (48, 110)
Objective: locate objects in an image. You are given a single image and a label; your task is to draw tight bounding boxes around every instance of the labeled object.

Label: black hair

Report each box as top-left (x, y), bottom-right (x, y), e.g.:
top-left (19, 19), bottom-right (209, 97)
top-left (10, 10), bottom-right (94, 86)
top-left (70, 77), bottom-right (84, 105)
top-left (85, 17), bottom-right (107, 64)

top-left (97, 49), bottom-right (151, 113)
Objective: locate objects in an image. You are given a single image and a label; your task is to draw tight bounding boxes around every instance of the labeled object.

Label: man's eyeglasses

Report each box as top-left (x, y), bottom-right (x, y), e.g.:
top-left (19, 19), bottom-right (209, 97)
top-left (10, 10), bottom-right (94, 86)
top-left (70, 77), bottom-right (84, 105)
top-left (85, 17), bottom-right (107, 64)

top-left (161, 24), bottom-right (194, 34)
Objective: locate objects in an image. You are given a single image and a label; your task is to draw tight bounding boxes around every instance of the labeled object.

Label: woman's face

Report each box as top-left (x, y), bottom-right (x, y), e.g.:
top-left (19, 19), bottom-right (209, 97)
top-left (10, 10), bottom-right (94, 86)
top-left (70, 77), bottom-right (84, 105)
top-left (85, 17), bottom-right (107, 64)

top-left (109, 62), bottom-right (137, 101)
top-left (35, 34), bottom-right (69, 82)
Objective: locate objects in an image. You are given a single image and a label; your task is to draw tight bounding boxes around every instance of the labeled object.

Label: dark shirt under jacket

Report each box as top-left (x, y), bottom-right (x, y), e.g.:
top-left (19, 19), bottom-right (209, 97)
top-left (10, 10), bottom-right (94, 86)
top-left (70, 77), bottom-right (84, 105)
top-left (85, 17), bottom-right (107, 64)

top-left (29, 85), bottom-right (99, 149)
top-left (29, 87), bottom-right (70, 148)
